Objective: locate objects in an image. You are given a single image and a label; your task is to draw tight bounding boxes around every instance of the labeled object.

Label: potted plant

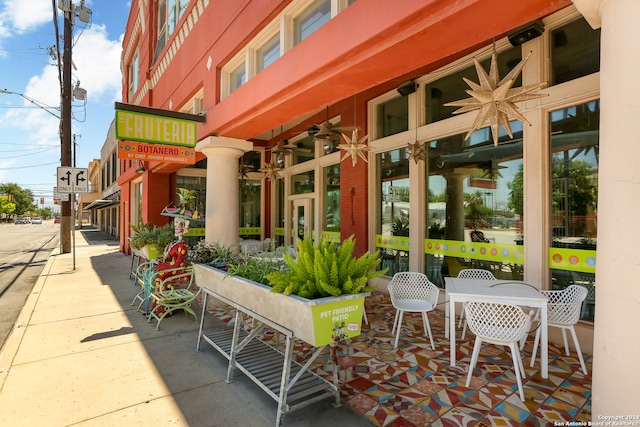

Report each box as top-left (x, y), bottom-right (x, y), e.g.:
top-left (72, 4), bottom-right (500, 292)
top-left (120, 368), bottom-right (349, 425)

top-left (189, 240), bottom-right (239, 270)
top-left (391, 215), bottom-right (410, 236)
top-left (265, 236), bottom-right (384, 298)
top-left (163, 187), bottom-right (202, 219)
top-left (129, 222), bottom-right (176, 259)
top-left (194, 236), bottom-right (386, 346)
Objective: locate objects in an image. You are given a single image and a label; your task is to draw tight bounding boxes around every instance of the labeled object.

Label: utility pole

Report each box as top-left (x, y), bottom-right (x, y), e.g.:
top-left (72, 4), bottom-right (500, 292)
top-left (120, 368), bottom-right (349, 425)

top-left (60, 6), bottom-right (73, 253)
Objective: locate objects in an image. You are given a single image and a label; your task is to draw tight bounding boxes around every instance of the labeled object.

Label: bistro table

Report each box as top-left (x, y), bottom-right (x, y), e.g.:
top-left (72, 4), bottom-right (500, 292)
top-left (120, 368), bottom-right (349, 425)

top-left (445, 277), bottom-right (549, 379)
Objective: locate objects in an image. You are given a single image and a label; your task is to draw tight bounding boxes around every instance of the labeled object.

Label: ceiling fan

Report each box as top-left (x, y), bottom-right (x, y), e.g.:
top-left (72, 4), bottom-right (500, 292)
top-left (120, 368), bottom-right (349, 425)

top-left (238, 162), bottom-right (254, 180)
top-left (308, 106), bottom-right (358, 141)
top-left (271, 126), bottom-right (311, 156)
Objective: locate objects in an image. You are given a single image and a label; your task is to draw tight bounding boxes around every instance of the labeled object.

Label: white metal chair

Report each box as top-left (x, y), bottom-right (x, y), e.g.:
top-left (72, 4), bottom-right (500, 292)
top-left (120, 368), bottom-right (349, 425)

top-left (388, 272), bottom-right (440, 350)
top-left (530, 284), bottom-right (589, 375)
top-left (464, 301), bottom-right (531, 401)
top-left (457, 269), bottom-right (496, 339)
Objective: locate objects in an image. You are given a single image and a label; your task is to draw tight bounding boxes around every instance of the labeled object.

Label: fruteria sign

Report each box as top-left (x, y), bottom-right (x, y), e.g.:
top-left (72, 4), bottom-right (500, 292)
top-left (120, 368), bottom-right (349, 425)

top-left (116, 110), bottom-right (197, 147)
top-left (114, 102), bottom-right (204, 148)
top-left (118, 141), bottom-right (196, 164)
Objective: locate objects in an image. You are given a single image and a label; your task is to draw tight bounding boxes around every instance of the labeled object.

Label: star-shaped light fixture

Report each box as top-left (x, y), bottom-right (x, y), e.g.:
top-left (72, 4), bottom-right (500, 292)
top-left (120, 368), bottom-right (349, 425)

top-left (444, 51), bottom-right (548, 145)
top-left (338, 129), bottom-right (370, 167)
top-left (407, 141), bottom-right (426, 164)
top-left (260, 159), bottom-right (282, 180)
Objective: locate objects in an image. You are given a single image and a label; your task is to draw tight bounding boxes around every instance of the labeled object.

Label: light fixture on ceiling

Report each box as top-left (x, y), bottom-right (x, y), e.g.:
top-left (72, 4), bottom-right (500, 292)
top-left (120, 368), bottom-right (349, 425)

top-left (322, 139), bottom-right (335, 154)
top-left (397, 80), bottom-right (417, 96)
top-left (508, 19), bottom-right (544, 46)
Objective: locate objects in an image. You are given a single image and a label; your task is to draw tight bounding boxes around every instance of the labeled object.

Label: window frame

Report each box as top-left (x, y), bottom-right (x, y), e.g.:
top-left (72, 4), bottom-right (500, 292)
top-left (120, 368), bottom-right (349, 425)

top-left (367, 5), bottom-right (600, 292)
top-left (128, 49), bottom-right (139, 101)
top-left (154, 0), bottom-right (190, 62)
top-left (221, 0), bottom-right (350, 100)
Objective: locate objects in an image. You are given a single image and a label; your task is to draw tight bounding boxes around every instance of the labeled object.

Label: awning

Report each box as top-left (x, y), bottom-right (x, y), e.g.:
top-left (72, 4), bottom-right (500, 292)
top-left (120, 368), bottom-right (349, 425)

top-left (84, 199), bottom-right (120, 210)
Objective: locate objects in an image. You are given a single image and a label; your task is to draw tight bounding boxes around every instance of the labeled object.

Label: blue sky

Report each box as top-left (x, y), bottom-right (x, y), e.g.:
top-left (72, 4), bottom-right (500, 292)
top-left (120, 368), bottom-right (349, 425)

top-left (0, 0), bottom-right (130, 209)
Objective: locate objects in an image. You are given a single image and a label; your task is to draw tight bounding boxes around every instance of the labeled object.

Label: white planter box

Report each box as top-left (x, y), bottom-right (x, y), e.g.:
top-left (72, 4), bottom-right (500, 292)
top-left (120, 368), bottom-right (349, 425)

top-left (194, 263), bottom-right (367, 347)
top-left (131, 244), bottom-right (159, 260)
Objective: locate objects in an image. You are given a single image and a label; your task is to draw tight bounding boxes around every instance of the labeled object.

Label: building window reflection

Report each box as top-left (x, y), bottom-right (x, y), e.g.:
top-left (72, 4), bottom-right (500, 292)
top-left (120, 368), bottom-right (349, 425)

top-left (425, 126), bottom-right (524, 287)
top-left (549, 100), bottom-right (599, 322)
top-left (323, 165), bottom-right (340, 238)
top-left (376, 148), bottom-right (410, 277)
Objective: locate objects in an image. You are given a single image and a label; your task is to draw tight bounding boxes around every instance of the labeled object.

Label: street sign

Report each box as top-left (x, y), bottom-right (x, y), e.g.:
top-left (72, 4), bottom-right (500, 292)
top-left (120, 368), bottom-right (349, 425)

top-left (57, 167), bottom-right (89, 193)
top-left (53, 187), bottom-right (69, 202)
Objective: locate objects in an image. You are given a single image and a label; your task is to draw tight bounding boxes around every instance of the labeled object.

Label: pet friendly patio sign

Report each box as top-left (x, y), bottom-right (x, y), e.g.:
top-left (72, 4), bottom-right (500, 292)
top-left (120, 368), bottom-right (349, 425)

top-left (312, 297), bottom-right (365, 345)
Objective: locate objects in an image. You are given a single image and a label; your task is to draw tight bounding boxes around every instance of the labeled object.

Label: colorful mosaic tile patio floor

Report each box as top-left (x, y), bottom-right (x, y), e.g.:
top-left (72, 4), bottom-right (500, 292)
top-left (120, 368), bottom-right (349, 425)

top-left (205, 292), bottom-right (592, 427)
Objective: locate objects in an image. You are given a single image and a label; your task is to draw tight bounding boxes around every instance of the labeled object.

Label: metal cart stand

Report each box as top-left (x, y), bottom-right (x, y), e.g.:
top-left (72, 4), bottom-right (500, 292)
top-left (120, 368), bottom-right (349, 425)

top-left (196, 288), bottom-right (342, 427)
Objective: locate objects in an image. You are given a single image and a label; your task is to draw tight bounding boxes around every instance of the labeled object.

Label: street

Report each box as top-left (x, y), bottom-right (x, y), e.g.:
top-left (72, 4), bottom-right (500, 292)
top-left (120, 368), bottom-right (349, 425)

top-left (0, 220), bottom-right (59, 352)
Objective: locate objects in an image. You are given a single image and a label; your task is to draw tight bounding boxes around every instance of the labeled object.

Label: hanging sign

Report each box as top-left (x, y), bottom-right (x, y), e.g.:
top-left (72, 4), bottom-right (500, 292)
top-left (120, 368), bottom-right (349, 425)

top-left (114, 102), bottom-right (205, 147)
top-left (118, 141), bottom-right (196, 164)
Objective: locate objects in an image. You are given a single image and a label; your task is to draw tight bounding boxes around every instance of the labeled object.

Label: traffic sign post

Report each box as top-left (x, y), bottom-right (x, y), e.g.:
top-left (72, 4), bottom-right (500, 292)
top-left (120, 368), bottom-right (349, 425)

top-left (56, 167), bottom-right (88, 270)
top-left (57, 167), bottom-right (89, 193)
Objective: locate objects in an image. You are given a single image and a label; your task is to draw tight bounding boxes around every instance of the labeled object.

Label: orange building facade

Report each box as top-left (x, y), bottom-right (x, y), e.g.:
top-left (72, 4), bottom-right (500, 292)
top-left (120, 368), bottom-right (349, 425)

top-left (119, 0), bottom-right (640, 414)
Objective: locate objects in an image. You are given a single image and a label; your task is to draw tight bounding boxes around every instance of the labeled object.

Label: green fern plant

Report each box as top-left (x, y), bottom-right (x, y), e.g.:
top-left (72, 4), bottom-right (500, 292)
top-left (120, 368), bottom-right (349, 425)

top-left (265, 235), bottom-right (387, 299)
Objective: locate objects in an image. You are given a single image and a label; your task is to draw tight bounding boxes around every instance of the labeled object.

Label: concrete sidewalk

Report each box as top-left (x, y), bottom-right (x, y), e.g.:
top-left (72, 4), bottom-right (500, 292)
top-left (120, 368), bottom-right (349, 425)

top-left (0, 228), bottom-right (371, 426)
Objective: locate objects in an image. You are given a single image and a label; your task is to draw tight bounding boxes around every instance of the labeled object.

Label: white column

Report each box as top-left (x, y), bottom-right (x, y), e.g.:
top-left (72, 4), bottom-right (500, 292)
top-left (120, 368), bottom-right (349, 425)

top-left (196, 136), bottom-right (253, 246)
top-left (574, 0), bottom-right (640, 415)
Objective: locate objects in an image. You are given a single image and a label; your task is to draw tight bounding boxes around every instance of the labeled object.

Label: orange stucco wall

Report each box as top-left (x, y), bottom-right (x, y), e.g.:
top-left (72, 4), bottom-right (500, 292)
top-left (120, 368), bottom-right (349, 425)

top-left (119, 0), bottom-right (571, 255)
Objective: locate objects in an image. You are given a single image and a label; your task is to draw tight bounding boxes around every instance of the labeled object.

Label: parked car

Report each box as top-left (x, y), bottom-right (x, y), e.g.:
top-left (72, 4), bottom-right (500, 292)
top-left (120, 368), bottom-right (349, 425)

top-left (14, 217), bottom-right (29, 224)
top-left (54, 217), bottom-right (61, 224)
top-left (31, 217), bottom-right (43, 224)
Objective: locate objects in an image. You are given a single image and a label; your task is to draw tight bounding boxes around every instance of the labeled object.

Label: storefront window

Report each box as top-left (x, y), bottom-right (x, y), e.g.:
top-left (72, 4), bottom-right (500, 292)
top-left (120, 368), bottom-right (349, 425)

top-left (425, 126), bottom-right (524, 287)
top-left (292, 135), bottom-right (315, 165)
top-left (239, 179), bottom-right (261, 239)
top-left (177, 175), bottom-right (206, 245)
top-left (323, 165), bottom-right (340, 241)
top-left (550, 18), bottom-right (600, 86)
top-left (132, 181), bottom-right (142, 227)
top-left (425, 48), bottom-right (521, 124)
top-left (376, 96), bottom-right (408, 138)
top-left (292, 170), bottom-right (314, 194)
top-left (549, 100), bottom-right (599, 322)
top-left (376, 148), bottom-right (409, 276)
top-left (275, 179), bottom-right (285, 246)
top-left (240, 151), bottom-right (261, 173)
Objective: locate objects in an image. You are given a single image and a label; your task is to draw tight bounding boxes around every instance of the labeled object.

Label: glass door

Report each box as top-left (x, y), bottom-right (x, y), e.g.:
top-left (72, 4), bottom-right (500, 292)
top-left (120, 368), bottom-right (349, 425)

top-left (291, 197), bottom-right (313, 246)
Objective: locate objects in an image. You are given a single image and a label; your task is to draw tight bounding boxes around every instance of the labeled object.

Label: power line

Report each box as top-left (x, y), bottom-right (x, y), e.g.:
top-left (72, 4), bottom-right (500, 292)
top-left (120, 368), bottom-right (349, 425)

top-left (0, 161), bottom-right (60, 170)
top-left (0, 146), bottom-right (58, 159)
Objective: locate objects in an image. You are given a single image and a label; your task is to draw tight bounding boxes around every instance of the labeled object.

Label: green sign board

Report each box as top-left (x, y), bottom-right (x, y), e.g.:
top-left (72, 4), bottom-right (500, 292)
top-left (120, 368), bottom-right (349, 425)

top-left (115, 109), bottom-right (197, 147)
top-left (311, 296), bottom-right (365, 345)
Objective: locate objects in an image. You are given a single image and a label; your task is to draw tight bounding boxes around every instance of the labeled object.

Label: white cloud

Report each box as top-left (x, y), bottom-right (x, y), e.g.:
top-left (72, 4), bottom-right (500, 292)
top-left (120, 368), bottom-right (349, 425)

top-left (1, 0), bottom-right (53, 30)
top-left (72, 24), bottom-right (123, 102)
top-left (13, 23), bottom-right (122, 135)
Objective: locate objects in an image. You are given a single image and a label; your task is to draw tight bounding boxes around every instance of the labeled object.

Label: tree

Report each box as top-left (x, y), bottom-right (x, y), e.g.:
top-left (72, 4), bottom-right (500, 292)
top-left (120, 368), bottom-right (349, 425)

top-left (0, 183), bottom-right (36, 215)
top-left (465, 191), bottom-right (492, 228)
top-left (0, 195), bottom-right (16, 219)
top-left (507, 163), bottom-right (524, 216)
top-left (37, 207), bottom-right (52, 219)
top-left (551, 156), bottom-right (597, 216)
top-left (506, 156), bottom-right (597, 218)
